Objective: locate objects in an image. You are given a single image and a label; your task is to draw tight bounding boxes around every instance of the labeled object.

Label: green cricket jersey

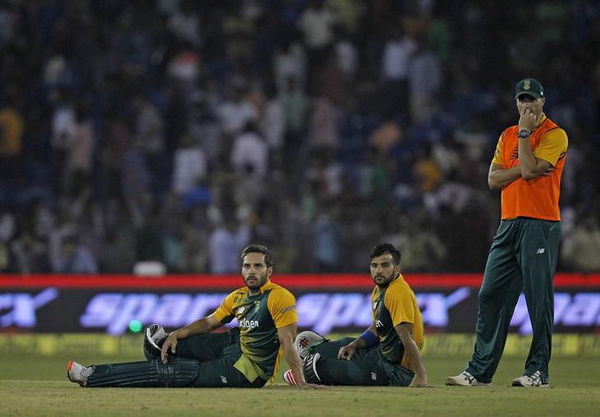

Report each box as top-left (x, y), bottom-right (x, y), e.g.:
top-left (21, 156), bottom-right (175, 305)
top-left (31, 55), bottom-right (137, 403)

top-left (371, 274), bottom-right (424, 368)
top-left (211, 280), bottom-right (297, 382)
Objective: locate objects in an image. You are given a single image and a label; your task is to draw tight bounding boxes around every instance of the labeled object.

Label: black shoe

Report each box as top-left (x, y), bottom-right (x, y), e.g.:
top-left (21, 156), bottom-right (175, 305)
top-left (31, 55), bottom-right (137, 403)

top-left (143, 324), bottom-right (168, 360)
top-left (303, 353), bottom-right (322, 384)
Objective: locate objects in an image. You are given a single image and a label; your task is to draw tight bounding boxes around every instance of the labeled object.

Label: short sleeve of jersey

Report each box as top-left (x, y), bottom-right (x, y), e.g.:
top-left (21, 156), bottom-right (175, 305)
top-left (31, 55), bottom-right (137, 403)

top-left (384, 284), bottom-right (415, 327)
top-left (211, 291), bottom-right (236, 323)
top-left (267, 288), bottom-right (298, 328)
top-left (491, 133), bottom-right (504, 166)
top-left (534, 128), bottom-right (568, 166)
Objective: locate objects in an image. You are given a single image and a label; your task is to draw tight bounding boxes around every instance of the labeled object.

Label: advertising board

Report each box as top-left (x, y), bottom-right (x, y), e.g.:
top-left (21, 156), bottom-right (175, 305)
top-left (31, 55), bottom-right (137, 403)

top-left (2, 274), bottom-right (599, 336)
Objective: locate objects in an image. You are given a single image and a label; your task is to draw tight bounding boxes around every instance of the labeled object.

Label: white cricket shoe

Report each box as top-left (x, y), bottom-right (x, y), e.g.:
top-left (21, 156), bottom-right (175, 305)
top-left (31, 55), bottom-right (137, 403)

top-left (294, 330), bottom-right (326, 359)
top-left (512, 370), bottom-right (549, 387)
top-left (67, 360), bottom-right (94, 387)
top-left (446, 371), bottom-right (491, 386)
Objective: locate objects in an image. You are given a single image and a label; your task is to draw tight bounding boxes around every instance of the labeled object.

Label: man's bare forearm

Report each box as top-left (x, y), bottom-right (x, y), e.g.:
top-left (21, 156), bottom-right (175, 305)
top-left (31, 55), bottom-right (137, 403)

top-left (517, 138), bottom-right (540, 180)
top-left (283, 343), bottom-right (307, 386)
top-left (404, 339), bottom-right (426, 378)
top-left (488, 166), bottom-right (522, 189)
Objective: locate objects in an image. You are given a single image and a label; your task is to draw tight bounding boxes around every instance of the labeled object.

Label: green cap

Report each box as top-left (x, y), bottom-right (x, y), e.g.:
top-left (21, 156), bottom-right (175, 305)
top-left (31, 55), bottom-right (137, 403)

top-left (515, 78), bottom-right (544, 99)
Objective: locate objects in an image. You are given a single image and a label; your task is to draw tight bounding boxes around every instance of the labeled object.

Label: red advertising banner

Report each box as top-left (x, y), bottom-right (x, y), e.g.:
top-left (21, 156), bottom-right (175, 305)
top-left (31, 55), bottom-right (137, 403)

top-left (1, 274), bottom-right (599, 336)
top-left (2, 273), bottom-right (600, 289)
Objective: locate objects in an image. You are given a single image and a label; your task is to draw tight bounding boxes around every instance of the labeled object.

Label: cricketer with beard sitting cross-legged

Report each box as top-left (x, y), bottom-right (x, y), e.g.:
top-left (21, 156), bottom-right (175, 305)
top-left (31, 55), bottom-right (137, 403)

top-left (283, 243), bottom-right (428, 388)
top-left (67, 244), bottom-right (322, 389)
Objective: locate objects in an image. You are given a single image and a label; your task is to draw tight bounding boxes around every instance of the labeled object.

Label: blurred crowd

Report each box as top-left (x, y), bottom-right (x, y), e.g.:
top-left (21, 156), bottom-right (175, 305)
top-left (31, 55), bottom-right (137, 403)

top-left (1, 0), bottom-right (600, 275)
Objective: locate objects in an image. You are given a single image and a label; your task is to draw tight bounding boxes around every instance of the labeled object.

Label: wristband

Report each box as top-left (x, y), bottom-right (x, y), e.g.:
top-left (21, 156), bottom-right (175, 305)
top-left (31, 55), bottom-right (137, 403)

top-left (358, 330), bottom-right (379, 348)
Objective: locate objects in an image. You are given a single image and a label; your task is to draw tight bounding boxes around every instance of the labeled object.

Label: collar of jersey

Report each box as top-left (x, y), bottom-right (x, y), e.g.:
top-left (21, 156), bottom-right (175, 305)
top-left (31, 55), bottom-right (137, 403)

top-left (390, 274), bottom-right (406, 286)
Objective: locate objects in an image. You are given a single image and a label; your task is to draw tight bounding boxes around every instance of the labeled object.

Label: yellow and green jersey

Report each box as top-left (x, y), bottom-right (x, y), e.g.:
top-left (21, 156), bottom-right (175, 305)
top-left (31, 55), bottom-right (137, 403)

top-left (371, 274), bottom-right (424, 369)
top-left (211, 280), bottom-right (297, 382)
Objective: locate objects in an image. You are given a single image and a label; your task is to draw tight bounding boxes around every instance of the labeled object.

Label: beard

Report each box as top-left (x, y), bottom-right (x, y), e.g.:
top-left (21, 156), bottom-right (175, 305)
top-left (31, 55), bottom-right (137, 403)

top-left (244, 273), bottom-right (268, 291)
top-left (372, 272), bottom-right (395, 287)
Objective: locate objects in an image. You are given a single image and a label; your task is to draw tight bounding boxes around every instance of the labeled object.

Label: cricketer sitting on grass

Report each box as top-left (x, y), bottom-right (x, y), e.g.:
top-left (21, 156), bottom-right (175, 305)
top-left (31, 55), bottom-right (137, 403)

top-left (284, 243), bottom-right (428, 387)
top-left (67, 244), bottom-right (322, 389)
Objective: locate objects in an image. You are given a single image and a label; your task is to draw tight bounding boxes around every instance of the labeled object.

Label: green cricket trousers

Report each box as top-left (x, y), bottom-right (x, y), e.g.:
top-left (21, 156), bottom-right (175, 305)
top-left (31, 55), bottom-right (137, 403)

top-left (466, 217), bottom-right (560, 384)
top-left (86, 329), bottom-right (265, 388)
top-left (312, 337), bottom-right (415, 386)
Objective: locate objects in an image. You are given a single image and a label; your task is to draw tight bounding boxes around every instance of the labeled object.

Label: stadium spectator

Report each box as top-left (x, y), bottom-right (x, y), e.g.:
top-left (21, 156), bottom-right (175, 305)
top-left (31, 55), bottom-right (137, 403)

top-left (380, 26), bottom-right (417, 118)
top-left (50, 234), bottom-right (98, 274)
top-left (171, 134), bottom-right (208, 197)
top-left (230, 121), bottom-right (269, 178)
top-left (561, 215), bottom-right (600, 272)
top-left (63, 107), bottom-right (94, 197)
top-left (8, 229), bottom-right (50, 274)
top-left (0, 93), bottom-right (23, 185)
top-left (208, 217), bottom-right (251, 274)
top-left (259, 84), bottom-right (286, 151)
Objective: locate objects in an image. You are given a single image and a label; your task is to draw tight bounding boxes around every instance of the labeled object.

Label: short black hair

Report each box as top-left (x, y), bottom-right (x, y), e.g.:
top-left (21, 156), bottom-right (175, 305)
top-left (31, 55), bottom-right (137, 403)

top-left (369, 243), bottom-right (401, 265)
top-left (241, 244), bottom-right (273, 267)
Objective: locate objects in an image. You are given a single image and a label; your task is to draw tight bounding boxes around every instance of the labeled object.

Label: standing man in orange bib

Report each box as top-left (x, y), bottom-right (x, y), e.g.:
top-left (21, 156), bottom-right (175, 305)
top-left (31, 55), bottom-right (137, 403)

top-left (447, 78), bottom-right (568, 387)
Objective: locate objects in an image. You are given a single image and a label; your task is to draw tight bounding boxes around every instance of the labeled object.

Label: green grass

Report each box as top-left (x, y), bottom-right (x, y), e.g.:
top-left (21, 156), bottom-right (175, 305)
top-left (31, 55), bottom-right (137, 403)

top-left (2, 355), bottom-right (600, 417)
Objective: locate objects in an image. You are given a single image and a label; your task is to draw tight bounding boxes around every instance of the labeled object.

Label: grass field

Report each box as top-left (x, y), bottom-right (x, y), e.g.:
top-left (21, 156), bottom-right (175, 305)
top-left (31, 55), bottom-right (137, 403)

top-left (3, 354), bottom-right (600, 417)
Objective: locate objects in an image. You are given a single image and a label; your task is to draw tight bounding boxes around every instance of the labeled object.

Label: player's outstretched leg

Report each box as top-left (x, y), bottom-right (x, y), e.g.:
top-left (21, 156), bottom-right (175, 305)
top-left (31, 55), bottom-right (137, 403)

top-left (294, 331), bottom-right (355, 360)
top-left (67, 358), bottom-right (200, 387)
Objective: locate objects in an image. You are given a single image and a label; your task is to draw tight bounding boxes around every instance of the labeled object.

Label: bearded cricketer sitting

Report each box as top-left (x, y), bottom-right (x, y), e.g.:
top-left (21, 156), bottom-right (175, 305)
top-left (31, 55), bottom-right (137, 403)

top-left (67, 244), bottom-right (321, 389)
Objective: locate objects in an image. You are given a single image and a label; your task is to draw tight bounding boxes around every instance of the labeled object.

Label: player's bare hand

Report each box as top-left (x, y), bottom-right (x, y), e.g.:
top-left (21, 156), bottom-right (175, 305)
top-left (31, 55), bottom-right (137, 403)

top-left (409, 375), bottom-right (430, 388)
top-left (161, 334), bottom-right (178, 363)
top-left (300, 383), bottom-right (329, 390)
top-left (518, 108), bottom-right (538, 132)
top-left (337, 343), bottom-right (358, 360)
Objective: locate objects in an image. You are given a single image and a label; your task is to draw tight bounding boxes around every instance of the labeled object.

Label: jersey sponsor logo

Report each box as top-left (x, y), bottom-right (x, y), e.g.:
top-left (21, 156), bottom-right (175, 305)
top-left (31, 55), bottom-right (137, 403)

top-left (510, 146), bottom-right (519, 160)
top-left (279, 305), bottom-right (296, 313)
top-left (239, 318), bottom-right (260, 329)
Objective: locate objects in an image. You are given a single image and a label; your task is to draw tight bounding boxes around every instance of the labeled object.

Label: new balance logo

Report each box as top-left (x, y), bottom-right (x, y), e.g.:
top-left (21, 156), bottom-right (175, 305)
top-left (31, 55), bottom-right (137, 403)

top-left (536, 248), bottom-right (545, 254)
